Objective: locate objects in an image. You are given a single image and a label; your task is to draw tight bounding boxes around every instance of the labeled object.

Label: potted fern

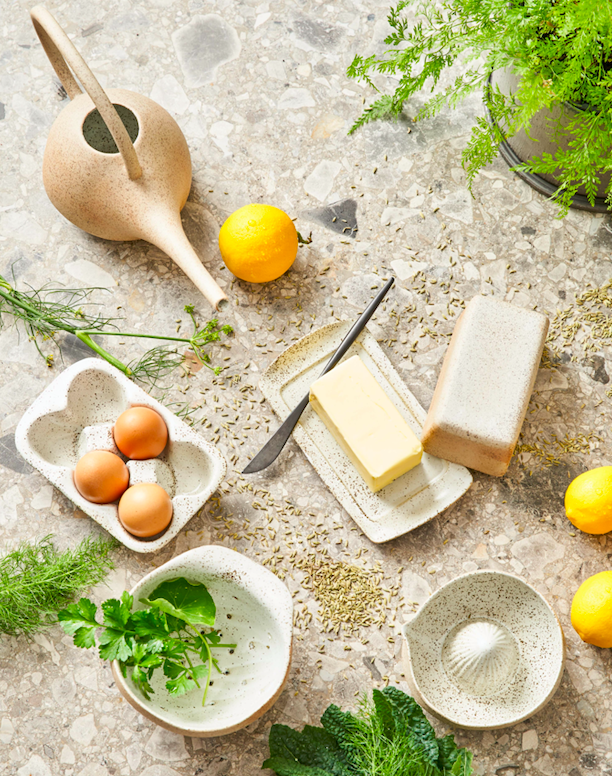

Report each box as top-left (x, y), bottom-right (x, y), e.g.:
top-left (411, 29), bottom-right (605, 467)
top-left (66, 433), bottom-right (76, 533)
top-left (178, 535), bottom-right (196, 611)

top-left (348, 0), bottom-right (612, 216)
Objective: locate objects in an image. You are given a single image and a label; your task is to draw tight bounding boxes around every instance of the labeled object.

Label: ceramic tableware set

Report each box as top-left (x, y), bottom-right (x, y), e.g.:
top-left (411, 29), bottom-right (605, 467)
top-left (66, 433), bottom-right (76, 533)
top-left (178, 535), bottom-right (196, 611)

top-left (13, 4), bottom-right (567, 737)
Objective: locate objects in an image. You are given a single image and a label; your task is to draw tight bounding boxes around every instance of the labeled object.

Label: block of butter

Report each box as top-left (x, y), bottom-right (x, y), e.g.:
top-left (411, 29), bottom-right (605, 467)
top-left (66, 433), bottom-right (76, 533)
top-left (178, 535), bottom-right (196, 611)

top-left (421, 295), bottom-right (549, 477)
top-left (309, 354), bottom-right (423, 492)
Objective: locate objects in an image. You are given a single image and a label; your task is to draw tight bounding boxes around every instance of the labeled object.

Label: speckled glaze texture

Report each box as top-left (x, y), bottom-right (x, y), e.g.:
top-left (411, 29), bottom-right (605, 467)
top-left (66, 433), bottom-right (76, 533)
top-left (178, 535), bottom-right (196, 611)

top-left (14, 359), bottom-right (226, 552)
top-left (421, 296), bottom-right (549, 476)
top-left (111, 545), bottom-right (293, 737)
top-left (260, 321), bottom-right (472, 543)
top-left (402, 571), bottom-right (565, 729)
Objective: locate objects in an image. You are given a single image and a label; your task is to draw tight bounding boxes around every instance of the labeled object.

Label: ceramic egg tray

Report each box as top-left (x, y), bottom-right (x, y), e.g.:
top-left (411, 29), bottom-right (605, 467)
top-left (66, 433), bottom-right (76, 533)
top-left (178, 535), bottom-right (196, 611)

top-left (15, 358), bottom-right (226, 553)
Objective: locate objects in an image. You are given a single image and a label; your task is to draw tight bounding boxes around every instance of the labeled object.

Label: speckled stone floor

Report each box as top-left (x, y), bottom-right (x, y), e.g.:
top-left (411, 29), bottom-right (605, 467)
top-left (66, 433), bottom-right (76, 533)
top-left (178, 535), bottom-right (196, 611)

top-left (1, 1), bottom-right (612, 775)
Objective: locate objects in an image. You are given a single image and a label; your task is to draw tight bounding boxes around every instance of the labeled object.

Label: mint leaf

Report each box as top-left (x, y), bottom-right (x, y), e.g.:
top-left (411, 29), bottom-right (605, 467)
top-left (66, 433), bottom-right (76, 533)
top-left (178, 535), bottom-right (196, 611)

top-left (142, 577), bottom-right (216, 627)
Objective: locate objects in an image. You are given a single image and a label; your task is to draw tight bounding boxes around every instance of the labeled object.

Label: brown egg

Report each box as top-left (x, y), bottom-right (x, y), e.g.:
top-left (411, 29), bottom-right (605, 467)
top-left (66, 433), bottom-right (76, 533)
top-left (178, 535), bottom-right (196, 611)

top-left (118, 483), bottom-right (173, 538)
top-left (74, 450), bottom-right (129, 504)
top-left (114, 406), bottom-right (168, 460)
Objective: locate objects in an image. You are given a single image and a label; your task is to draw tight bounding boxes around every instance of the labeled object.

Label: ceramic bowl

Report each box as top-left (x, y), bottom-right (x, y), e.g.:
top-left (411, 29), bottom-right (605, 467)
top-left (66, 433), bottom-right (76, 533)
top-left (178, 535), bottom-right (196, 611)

top-left (111, 545), bottom-right (293, 737)
top-left (15, 358), bottom-right (226, 552)
top-left (401, 570), bottom-right (565, 729)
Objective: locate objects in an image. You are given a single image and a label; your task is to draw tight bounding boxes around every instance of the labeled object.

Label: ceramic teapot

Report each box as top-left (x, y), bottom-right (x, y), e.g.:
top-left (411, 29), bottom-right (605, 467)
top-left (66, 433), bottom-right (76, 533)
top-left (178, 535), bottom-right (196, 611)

top-left (30, 5), bottom-right (228, 312)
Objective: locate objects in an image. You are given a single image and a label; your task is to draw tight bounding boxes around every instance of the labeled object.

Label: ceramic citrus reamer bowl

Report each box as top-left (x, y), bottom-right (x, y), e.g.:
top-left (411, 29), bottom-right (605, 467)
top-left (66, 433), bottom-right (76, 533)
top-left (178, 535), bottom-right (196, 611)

top-left (111, 545), bottom-right (294, 736)
top-left (401, 570), bottom-right (565, 730)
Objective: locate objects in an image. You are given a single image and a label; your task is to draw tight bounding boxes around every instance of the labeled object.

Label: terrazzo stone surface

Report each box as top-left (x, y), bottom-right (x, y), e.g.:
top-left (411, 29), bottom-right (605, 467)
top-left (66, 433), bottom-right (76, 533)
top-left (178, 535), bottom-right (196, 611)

top-left (1, 1), bottom-right (612, 775)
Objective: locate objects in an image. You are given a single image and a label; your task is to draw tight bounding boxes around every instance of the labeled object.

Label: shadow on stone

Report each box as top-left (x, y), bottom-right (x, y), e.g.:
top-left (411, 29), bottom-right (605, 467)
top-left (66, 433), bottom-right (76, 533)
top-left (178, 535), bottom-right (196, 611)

top-left (301, 198), bottom-right (358, 238)
top-left (0, 434), bottom-right (33, 474)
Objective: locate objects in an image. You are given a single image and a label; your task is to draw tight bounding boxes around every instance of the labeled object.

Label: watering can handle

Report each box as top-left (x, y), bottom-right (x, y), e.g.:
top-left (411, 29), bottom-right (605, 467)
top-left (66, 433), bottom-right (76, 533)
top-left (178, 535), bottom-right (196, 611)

top-left (30, 5), bottom-right (142, 181)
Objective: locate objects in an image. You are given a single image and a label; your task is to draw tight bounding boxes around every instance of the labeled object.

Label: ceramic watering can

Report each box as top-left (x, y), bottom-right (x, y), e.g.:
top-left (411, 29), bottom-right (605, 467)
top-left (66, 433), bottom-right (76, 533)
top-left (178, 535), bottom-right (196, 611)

top-left (30, 5), bottom-right (228, 312)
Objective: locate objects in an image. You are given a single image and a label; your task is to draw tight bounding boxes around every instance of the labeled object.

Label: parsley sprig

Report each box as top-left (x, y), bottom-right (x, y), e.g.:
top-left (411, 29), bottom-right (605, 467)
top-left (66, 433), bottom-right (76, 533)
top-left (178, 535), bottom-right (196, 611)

top-left (59, 577), bottom-right (236, 706)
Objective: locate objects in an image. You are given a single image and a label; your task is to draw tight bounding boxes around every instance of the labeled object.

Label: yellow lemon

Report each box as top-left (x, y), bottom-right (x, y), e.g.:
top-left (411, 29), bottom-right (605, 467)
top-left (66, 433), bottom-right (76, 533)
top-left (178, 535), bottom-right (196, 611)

top-left (571, 571), bottom-right (612, 648)
top-left (218, 204), bottom-right (298, 283)
top-left (565, 466), bottom-right (612, 535)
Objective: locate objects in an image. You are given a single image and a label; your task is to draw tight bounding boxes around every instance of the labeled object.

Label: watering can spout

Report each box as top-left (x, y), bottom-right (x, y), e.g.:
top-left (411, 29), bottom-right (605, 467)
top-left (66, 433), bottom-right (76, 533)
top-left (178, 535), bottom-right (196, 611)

top-left (144, 211), bottom-right (229, 313)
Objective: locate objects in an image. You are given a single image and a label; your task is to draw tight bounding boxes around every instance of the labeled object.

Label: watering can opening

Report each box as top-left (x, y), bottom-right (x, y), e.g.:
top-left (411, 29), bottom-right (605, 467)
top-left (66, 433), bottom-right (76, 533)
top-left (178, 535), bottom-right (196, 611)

top-left (83, 104), bottom-right (139, 155)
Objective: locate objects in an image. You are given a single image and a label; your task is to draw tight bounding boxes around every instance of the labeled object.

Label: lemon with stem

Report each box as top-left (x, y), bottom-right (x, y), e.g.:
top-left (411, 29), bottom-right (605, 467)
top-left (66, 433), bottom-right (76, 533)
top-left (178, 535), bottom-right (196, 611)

top-left (219, 204), bottom-right (298, 283)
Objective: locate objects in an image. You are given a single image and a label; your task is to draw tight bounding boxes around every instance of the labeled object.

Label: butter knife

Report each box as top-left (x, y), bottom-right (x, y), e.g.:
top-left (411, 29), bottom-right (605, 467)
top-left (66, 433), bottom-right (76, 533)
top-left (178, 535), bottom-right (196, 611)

top-left (242, 276), bottom-right (395, 474)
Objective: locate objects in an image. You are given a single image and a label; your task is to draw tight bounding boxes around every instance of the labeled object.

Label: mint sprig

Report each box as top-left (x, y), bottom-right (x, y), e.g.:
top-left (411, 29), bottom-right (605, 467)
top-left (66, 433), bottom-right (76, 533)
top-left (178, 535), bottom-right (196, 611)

top-left (263, 687), bottom-right (474, 776)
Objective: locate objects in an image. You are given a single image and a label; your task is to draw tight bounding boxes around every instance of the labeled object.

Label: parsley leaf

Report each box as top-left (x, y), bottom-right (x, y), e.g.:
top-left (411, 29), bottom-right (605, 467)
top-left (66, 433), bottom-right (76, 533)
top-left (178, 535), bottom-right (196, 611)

top-left (98, 628), bottom-right (133, 662)
top-left (58, 598), bottom-right (99, 648)
top-left (58, 577), bottom-right (232, 707)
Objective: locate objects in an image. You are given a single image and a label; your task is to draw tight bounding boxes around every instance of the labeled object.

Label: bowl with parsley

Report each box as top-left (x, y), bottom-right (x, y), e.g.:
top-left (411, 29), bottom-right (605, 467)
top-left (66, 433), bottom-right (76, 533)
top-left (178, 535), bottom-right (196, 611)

top-left (60, 544), bottom-right (293, 736)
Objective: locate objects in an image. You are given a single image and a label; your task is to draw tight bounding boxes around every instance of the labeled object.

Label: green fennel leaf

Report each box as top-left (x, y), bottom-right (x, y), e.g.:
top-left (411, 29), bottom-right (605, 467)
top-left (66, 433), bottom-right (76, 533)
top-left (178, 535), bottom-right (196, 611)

top-left (142, 577), bottom-right (216, 627)
top-left (0, 535), bottom-right (116, 637)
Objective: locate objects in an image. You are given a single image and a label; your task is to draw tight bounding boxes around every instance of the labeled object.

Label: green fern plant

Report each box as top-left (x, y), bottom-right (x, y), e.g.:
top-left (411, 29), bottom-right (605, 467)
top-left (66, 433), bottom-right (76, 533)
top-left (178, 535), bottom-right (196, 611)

top-left (348, 0), bottom-right (612, 216)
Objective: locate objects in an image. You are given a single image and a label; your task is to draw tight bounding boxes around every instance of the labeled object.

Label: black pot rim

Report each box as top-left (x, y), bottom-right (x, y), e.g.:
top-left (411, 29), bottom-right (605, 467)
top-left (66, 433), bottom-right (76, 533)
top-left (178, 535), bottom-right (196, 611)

top-left (484, 72), bottom-right (609, 213)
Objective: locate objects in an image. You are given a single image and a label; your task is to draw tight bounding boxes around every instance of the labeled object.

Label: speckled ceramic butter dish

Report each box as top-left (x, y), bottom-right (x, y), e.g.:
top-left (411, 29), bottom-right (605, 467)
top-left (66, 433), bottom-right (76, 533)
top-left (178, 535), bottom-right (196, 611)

top-left (111, 545), bottom-right (293, 737)
top-left (260, 321), bottom-right (472, 543)
top-left (14, 358), bottom-right (226, 553)
top-left (401, 570), bottom-right (565, 730)
top-left (421, 295), bottom-right (549, 476)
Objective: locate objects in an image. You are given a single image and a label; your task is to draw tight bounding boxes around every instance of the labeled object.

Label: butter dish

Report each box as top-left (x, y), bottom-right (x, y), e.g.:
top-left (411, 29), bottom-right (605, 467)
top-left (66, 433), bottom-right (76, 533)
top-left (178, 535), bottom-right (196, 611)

top-left (260, 322), bottom-right (472, 543)
top-left (421, 295), bottom-right (549, 476)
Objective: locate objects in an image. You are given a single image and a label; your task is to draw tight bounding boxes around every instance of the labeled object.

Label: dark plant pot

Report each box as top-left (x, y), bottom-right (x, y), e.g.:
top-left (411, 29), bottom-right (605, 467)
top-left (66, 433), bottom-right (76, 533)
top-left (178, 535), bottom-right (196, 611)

top-left (486, 68), bottom-right (610, 213)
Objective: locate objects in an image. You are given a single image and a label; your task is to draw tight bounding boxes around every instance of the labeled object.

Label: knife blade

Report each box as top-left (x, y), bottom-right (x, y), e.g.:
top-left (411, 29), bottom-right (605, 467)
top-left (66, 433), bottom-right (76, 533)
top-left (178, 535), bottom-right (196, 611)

top-left (242, 276), bottom-right (395, 474)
